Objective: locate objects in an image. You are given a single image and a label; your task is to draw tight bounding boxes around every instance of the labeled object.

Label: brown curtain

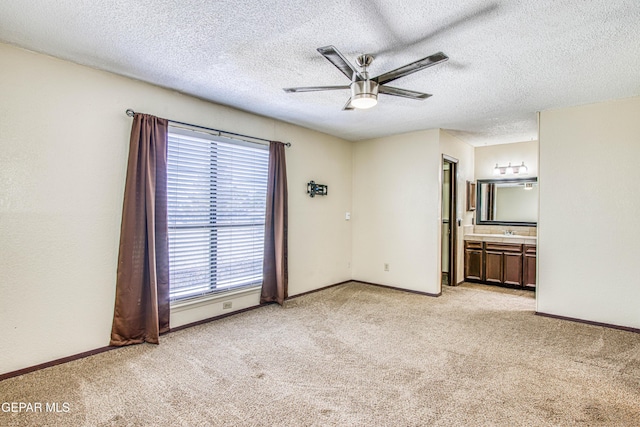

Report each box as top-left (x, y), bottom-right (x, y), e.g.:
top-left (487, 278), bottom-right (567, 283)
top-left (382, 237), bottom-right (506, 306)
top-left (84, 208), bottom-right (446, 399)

top-left (110, 113), bottom-right (170, 346)
top-left (261, 141), bottom-right (288, 305)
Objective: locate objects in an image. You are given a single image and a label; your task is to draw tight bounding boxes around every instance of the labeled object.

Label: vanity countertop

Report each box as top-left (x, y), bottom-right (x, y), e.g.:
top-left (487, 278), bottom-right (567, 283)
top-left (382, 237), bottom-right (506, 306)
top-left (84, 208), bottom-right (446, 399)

top-left (464, 233), bottom-right (537, 244)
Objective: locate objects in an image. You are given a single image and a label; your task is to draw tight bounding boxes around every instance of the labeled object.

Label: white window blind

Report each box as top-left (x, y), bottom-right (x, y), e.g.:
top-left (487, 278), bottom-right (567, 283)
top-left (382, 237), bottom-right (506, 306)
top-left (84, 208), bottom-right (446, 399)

top-left (167, 127), bottom-right (269, 302)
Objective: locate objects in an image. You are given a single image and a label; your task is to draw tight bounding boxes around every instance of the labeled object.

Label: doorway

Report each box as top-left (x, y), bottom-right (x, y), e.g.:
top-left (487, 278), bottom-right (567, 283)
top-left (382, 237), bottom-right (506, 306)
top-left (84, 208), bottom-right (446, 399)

top-left (442, 156), bottom-right (458, 286)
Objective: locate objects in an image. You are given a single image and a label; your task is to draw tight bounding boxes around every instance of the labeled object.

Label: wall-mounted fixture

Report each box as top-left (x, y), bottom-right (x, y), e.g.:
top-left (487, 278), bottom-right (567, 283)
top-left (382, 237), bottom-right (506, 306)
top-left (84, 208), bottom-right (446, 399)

top-left (493, 162), bottom-right (528, 176)
top-left (307, 181), bottom-right (328, 198)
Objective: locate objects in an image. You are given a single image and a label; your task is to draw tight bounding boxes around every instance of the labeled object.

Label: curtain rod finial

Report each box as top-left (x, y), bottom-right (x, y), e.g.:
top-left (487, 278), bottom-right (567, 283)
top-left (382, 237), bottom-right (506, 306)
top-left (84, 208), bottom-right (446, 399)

top-left (126, 109), bottom-right (135, 117)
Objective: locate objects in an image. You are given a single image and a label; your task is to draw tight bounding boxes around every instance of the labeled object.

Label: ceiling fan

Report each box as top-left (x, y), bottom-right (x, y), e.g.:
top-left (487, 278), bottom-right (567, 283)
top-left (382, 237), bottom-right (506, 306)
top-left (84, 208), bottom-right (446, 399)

top-left (283, 45), bottom-right (448, 110)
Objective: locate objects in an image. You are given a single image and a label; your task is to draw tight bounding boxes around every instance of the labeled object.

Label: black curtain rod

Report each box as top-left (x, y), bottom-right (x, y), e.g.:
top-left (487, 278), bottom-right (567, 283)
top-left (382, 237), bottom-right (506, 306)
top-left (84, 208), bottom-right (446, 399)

top-left (125, 109), bottom-right (291, 147)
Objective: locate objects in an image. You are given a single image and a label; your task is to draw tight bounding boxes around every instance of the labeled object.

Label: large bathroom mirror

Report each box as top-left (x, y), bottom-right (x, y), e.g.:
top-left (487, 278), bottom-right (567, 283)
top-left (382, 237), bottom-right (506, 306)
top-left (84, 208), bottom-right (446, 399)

top-left (476, 178), bottom-right (538, 226)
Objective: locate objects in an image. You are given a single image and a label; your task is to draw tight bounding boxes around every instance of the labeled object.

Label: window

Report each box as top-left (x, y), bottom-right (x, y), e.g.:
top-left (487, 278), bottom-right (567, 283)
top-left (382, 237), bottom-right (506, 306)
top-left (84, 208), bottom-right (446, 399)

top-left (167, 127), bottom-right (269, 302)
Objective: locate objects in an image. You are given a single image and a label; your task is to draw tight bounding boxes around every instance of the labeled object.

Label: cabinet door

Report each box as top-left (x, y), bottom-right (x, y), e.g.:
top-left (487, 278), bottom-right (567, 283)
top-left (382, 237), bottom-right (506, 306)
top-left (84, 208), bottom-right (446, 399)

top-left (503, 252), bottom-right (523, 286)
top-left (484, 251), bottom-right (503, 284)
top-left (523, 245), bottom-right (537, 288)
top-left (464, 249), bottom-right (483, 281)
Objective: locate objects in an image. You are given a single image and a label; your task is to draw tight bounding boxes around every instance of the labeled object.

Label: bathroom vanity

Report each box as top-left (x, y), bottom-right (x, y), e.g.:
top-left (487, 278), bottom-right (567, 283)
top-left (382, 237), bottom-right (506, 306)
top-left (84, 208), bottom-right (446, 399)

top-left (464, 240), bottom-right (536, 289)
top-left (464, 176), bottom-right (537, 290)
top-left (464, 238), bottom-right (536, 289)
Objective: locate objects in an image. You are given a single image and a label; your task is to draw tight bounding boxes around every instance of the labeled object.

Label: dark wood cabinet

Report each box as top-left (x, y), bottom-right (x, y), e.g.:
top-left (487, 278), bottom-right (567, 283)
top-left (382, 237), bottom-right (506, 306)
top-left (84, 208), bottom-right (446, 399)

top-left (484, 248), bottom-right (503, 284)
top-left (503, 251), bottom-right (523, 286)
top-left (485, 243), bottom-right (524, 287)
top-left (523, 245), bottom-right (537, 288)
top-left (464, 241), bottom-right (484, 281)
top-left (464, 241), bottom-right (534, 290)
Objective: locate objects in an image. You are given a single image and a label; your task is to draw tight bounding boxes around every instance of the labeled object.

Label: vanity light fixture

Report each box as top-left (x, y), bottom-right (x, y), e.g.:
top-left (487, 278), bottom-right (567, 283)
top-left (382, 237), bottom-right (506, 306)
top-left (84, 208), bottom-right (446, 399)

top-left (493, 162), bottom-right (528, 176)
top-left (506, 163), bottom-right (514, 175)
top-left (519, 162), bottom-right (528, 174)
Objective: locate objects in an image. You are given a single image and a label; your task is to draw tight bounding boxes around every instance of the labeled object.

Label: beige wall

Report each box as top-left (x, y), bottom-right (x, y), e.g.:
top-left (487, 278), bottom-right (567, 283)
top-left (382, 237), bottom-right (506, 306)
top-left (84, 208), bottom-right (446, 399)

top-left (538, 96), bottom-right (640, 329)
top-left (439, 131), bottom-right (475, 285)
top-left (279, 121), bottom-right (353, 295)
top-left (0, 43), bottom-right (353, 375)
top-left (352, 130), bottom-right (441, 294)
top-left (351, 130), bottom-right (474, 294)
top-left (475, 140), bottom-right (539, 180)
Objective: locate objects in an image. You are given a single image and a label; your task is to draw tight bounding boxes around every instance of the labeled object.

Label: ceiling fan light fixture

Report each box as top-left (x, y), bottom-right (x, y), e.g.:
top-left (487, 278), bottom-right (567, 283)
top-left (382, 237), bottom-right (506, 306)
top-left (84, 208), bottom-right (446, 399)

top-left (284, 46), bottom-right (448, 110)
top-left (351, 80), bottom-right (379, 109)
top-left (351, 94), bottom-right (378, 109)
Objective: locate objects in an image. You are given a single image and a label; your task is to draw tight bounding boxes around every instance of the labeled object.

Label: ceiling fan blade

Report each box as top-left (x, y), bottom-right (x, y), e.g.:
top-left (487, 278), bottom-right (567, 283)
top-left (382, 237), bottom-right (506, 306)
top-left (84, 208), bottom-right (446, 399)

top-left (317, 46), bottom-right (361, 81)
top-left (368, 4), bottom-right (499, 57)
top-left (283, 85), bottom-right (350, 93)
top-left (379, 86), bottom-right (432, 100)
top-left (374, 52), bottom-right (448, 85)
top-left (342, 97), bottom-right (355, 111)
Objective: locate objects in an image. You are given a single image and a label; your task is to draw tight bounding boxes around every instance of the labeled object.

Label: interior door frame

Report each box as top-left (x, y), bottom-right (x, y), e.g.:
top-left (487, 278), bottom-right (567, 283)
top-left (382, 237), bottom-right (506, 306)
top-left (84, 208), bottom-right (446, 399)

top-left (442, 154), bottom-right (458, 287)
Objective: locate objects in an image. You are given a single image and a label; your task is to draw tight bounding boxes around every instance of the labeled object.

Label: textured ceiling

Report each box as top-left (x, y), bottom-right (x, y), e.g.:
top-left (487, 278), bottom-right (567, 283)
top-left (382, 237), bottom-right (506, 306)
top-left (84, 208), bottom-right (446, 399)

top-left (0, 0), bottom-right (639, 146)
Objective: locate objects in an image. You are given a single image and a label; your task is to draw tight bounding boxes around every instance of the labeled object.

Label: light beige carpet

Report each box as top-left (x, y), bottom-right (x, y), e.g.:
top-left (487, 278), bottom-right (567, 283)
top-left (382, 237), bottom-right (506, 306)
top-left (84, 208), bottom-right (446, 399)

top-left (1, 282), bottom-right (639, 426)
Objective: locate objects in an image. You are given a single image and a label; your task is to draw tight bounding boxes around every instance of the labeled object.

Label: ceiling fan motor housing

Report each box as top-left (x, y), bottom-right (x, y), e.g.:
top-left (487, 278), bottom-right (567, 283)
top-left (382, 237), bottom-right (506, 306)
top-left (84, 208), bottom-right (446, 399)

top-left (351, 80), bottom-right (379, 108)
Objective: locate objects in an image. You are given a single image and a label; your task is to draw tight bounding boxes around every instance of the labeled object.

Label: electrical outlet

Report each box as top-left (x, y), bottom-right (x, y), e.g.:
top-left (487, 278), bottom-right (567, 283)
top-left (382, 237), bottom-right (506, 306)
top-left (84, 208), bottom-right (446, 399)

top-left (222, 301), bottom-right (232, 309)
top-left (384, 263), bottom-right (389, 272)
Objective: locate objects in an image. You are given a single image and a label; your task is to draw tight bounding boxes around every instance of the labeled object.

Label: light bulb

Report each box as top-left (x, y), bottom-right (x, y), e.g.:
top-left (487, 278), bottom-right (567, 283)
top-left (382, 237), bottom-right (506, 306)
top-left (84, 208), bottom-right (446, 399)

top-left (493, 164), bottom-right (500, 176)
top-left (351, 95), bottom-right (378, 109)
top-left (505, 163), bottom-right (513, 175)
top-left (519, 162), bottom-right (528, 175)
